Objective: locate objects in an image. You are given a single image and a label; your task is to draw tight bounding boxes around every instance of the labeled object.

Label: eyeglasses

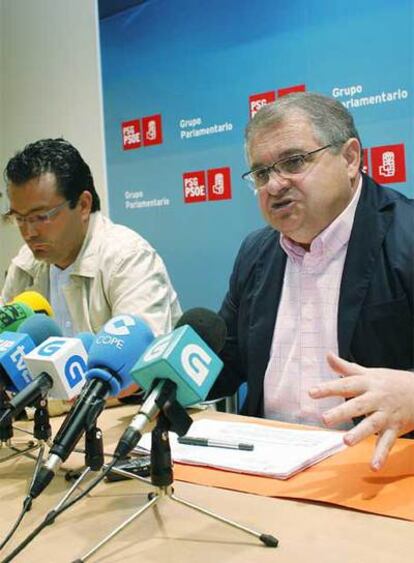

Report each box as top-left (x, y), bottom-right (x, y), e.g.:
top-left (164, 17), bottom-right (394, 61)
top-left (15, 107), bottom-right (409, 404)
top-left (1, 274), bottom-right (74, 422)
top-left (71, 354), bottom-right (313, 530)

top-left (6, 200), bottom-right (69, 227)
top-left (242, 144), bottom-right (334, 192)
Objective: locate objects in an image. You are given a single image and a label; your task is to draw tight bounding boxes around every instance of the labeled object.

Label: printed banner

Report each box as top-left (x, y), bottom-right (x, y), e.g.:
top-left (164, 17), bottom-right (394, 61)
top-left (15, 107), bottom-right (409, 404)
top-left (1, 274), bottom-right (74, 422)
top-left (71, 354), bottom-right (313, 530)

top-left (98, 0), bottom-right (413, 310)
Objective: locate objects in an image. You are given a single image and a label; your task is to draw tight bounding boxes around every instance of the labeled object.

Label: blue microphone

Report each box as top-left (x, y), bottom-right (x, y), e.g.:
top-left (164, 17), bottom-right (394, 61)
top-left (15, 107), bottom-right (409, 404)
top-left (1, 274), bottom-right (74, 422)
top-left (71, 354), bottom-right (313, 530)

top-left (29, 315), bottom-right (154, 499)
top-left (76, 332), bottom-right (94, 353)
top-left (0, 325), bottom-right (95, 426)
top-left (18, 314), bottom-right (63, 345)
top-left (0, 329), bottom-right (95, 435)
top-left (0, 321), bottom-right (92, 402)
top-left (114, 308), bottom-right (226, 459)
top-left (0, 315), bottom-right (63, 394)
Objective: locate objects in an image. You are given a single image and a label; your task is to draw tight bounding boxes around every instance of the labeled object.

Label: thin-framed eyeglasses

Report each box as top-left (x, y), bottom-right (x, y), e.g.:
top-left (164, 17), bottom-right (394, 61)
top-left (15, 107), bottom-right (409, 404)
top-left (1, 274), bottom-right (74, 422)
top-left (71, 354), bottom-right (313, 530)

top-left (242, 144), bottom-right (334, 192)
top-left (6, 200), bottom-right (70, 227)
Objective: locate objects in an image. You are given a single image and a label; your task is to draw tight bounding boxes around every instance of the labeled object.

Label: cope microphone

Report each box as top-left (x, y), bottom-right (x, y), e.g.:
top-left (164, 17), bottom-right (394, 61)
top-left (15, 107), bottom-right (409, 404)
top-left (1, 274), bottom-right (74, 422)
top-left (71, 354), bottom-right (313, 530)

top-left (113, 308), bottom-right (226, 459)
top-left (28, 315), bottom-right (154, 499)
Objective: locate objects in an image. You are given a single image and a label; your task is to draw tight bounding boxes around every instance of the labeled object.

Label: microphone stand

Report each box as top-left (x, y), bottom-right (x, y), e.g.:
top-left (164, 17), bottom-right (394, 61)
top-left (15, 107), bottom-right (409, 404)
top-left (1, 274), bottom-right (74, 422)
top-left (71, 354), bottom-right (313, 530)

top-left (48, 422), bottom-right (106, 510)
top-left (0, 397), bottom-right (53, 551)
top-left (63, 422), bottom-right (105, 482)
top-left (0, 422), bottom-right (107, 556)
top-left (0, 391), bottom-right (50, 465)
top-left (74, 393), bottom-right (278, 562)
top-left (0, 388), bottom-right (13, 448)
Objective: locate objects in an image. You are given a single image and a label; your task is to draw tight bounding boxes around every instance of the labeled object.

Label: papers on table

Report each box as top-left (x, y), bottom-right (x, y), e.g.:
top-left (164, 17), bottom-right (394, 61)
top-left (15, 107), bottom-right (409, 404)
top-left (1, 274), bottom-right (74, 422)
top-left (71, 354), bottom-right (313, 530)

top-left (136, 418), bottom-right (347, 479)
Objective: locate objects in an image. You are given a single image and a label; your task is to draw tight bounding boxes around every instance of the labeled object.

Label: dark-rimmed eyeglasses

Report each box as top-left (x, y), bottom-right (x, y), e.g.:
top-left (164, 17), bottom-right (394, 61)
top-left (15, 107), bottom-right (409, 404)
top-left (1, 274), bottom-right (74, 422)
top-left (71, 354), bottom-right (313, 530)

top-left (6, 200), bottom-right (69, 227)
top-left (242, 144), bottom-right (334, 192)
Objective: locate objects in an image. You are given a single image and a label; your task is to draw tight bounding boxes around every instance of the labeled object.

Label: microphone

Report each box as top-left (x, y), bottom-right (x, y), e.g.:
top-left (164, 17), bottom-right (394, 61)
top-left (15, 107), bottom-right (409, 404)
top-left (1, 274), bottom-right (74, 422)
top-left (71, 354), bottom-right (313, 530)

top-left (0, 291), bottom-right (54, 335)
top-left (0, 320), bottom-right (93, 424)
top-left (1, 336), bottom-right (89, 425)
top-left (0, 315), bottom-right (63, 395)
top-left (28, 315), bottom-right (154, 499)
top-left (113, 308), bottom-right (226, 459)
top-left (10, 290), bottom-right (54, 317)
top-left (0, 303), bottom-right (35, 334)
top-left (76, 332), bottom-right (94, 352)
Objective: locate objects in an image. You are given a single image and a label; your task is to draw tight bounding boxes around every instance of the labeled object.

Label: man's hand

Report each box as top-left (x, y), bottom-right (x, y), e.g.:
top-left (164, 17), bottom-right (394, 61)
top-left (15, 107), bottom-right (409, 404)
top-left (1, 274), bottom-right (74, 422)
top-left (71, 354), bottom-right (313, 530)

top-left (309, 353), bottom-right (414, 470)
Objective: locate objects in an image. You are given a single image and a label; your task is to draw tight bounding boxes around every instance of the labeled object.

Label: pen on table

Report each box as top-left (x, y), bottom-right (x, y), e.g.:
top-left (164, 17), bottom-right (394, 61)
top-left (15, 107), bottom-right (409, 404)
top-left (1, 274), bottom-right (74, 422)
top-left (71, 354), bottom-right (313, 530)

top-left (177, 436), bottom-right (254, 451)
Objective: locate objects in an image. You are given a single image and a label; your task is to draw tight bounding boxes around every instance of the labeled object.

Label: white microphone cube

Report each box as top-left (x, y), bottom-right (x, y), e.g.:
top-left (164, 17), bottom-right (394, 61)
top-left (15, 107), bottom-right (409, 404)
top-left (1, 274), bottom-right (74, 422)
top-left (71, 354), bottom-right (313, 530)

top-left (24, 337), bottom-right (88, 400)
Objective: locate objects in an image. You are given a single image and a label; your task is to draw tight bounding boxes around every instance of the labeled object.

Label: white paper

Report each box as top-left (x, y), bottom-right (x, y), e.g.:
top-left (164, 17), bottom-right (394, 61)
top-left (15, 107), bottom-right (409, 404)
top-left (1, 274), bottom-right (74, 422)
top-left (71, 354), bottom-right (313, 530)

top-left (136, 419), bottom-right (346, 479)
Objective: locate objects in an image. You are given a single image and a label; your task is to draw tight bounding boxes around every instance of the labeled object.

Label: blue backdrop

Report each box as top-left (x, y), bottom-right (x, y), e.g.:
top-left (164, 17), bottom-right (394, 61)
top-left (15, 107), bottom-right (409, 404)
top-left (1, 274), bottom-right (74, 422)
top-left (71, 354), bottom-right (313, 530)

top-left (98, 0), bottom-right (413, 310)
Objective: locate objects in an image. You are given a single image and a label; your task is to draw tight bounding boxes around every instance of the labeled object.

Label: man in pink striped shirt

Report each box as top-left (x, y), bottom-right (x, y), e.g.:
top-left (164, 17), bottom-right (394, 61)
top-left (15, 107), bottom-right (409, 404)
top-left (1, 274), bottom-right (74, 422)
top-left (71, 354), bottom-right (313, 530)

top-left (209, 92), bottom-right (413, 433)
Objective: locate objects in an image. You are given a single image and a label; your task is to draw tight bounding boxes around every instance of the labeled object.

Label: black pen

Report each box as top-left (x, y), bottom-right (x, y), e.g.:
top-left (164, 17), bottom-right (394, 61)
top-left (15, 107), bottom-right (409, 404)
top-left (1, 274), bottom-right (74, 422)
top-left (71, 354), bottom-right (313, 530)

top-left (177, 436), bottom-right (254, 451)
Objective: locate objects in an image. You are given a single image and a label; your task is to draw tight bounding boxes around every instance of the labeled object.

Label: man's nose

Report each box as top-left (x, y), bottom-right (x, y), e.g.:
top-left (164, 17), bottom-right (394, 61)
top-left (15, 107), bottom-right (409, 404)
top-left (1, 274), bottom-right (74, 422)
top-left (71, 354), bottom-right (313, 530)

top-left (264, 170), bottom-right (292, 195)
top-left (20, 220), bottom-right (39, 238)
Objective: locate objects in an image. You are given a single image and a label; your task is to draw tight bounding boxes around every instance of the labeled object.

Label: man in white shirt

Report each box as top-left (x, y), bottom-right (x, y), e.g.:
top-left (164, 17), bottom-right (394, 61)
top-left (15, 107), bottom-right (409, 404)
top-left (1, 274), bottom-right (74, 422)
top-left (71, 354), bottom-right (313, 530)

top-left (2, 138), bottom-right (182, 402)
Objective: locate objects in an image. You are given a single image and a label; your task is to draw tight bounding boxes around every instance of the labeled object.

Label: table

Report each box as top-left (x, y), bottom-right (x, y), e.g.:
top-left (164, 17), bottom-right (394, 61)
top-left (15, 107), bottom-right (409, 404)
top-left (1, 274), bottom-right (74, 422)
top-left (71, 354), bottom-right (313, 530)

top-left (0, 405), bottom-right (413, 563)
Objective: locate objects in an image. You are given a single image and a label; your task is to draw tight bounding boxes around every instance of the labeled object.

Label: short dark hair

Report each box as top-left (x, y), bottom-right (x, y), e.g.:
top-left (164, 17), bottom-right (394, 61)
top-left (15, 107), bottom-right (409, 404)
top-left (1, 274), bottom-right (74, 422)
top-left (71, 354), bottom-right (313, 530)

top-left (4, 138), bottom-right (101, 211)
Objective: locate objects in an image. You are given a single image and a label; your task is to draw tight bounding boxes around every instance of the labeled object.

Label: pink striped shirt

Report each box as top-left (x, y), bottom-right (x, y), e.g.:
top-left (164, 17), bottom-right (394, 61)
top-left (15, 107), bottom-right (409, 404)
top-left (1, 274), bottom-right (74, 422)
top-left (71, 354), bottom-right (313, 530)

top-left (263, 179), bottom-right (362, 429)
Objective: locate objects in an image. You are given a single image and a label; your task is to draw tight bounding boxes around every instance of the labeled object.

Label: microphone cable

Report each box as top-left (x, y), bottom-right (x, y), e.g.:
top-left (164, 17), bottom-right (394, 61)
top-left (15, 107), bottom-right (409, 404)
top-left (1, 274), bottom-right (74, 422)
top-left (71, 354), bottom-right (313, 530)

top-left (0, 496), bottom-right (32, 552)
top-left (1, 457), bottom-right (119, 562)
top-left (0, 440), bottom-right (47, 552)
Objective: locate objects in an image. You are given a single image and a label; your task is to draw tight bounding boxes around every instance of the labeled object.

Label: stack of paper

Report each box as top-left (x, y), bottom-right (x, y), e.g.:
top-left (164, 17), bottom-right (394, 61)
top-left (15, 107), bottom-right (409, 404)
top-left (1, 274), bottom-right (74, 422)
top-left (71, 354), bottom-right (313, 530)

top-left (136, 418), bottom-right (346, 479)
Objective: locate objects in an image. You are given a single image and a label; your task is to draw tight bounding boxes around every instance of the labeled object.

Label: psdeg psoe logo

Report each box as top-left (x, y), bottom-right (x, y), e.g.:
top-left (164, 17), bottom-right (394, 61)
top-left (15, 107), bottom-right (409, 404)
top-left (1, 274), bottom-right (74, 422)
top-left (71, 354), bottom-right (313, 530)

top-left (370, 143), bottom-right (406, 184)
top-left (360, 143), bottom-right (406, 184)
top-left (183, 167), bottom-right (232, 204)
top-left (249, 84), bottom-right (306, 118)
top-left (122, 119), bottom-right (141, 150)
top-left (122, 114), bottom-right (163, 150)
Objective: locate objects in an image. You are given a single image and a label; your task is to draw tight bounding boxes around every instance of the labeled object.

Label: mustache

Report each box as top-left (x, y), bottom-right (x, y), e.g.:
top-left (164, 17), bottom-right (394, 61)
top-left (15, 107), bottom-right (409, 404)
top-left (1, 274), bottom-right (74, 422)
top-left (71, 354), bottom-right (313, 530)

top-left (26, 240), bottom-right (48, 245)
top-left (269, 188), bottom-right (294, 203)
top-left (271, 187), bottom-right (291, 200)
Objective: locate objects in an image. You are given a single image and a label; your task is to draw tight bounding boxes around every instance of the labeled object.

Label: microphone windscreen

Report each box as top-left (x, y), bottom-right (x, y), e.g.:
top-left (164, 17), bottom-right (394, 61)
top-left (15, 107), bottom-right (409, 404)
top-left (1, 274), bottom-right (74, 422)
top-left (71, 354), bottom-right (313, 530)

top-left (0, 302), bottom-right (34, 333)
top-left (11, 291), bottom-right (54, 317)
top-left (18, 314), bottom-right (62, 346)
top-left (87, 315), bottom-right (154, 394)
top-left (175, 308), bottom-right (227, 354)
top-left (76, 332), bottom-right (94, 352)
top-left (131, 324), bottom-right (223, 406)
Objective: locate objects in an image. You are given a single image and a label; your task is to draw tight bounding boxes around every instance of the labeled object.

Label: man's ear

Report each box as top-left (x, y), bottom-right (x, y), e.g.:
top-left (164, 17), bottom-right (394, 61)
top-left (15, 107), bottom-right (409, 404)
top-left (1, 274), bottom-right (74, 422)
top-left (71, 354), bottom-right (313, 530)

top-left (78, 190), bottom-right (93, 220)
top-left (342, 137), bottom-right (361, 179)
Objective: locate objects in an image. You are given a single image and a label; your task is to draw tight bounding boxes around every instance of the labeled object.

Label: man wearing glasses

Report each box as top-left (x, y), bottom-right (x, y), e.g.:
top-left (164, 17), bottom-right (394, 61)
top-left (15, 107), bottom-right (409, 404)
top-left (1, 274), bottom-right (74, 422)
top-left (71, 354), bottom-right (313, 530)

top-left (210, 92), bottom-right (413, 433)
top-left (1, 137), bottom-right (181, 342)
